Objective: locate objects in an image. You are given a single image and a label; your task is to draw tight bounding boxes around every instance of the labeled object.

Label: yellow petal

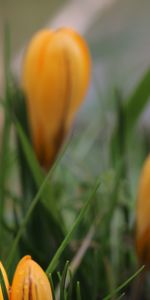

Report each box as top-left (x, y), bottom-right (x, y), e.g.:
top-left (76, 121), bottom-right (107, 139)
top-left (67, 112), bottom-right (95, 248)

top-left (10, 255), bottom-right (53, 300)
top-left (136, 155), bottom-right (150, 265)
top-left (22, 27), bottom-right (91, 169)
top-left (0, 261), bottom-right (9, 300)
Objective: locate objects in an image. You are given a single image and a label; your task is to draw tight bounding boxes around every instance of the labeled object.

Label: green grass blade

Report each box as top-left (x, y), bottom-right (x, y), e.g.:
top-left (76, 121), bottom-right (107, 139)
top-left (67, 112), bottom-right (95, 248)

top-left (4, 24), bottom-right (11, 104)
top-left (111, 70), bottom-right (150, 164)
top-left (0, 26), bottom-right (12, 236)
top-left (49, 274), bottom-right (56, 300)
top-left (60, 261), bottom-right (70, 300)
top-left (15, 120), bottom-right (63, 225)
top-left (76, 282), bottom-right (82, 300)
top-left (124, 69), bottom-right (150, 134)
top-left (110, 90), bottom-right (126, 166)
top-left (67, 269), bottom-right (73, 300)
top-left (46, 179), bottom-right (100, 274)
top-left (0, 268), bottom-right (9, 300)
top-left (6, 136), bottom-right (68, 270)
top-left (103, 265), bottom-right (144, 300)
top-left (15, 121), bottom-right (42, 185)
top-left (115, 293), bottom-right (125, 300)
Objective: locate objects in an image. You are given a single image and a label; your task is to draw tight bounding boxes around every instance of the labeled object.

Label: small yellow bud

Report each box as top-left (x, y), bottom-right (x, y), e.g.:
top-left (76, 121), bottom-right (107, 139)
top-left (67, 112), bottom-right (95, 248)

top-left (10, 255), bottom-right (52, 300)
top-left (0, 262), bottom-right (9, 300)
top-left (136, 155), bottom-right (150, 266)
top-left (22, 27), bottom-right (91, 169)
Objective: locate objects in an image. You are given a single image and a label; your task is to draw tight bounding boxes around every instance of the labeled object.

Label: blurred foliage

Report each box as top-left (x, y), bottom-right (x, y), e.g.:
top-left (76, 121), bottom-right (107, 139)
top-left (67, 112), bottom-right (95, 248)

top-left (0, 27), bottom-right (150, 300)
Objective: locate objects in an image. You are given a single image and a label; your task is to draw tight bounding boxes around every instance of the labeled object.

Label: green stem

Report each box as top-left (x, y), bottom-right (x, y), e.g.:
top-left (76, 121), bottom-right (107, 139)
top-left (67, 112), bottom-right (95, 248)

top-left (46, 180), bottom-right (100, 274)
top-left (6, 134), bottom-right (68, 270)
top-left (0, 25), bottom-right (11, 238)
top-left (103, 265), bottom-right (145, 300)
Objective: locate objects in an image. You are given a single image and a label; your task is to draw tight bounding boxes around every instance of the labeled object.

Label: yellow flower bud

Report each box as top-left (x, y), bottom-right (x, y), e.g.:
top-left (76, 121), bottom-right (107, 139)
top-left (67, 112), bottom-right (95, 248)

top-left (22, 27), bottom-right (91, 169)
top-left (0, 262), bottom-right (9, 300)
top-left (10, 255), bottom-right (52, 300)
top-left (136, 155), bottom-right (150, 266)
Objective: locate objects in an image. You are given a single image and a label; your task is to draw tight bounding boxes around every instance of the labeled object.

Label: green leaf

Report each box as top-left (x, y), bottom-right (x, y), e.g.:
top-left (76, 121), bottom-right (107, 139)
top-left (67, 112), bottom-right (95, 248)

top-left (0, 25), bottom-right (12, 238)
top-left (76, 282), bottom-right (82, 300)
top-left (60, 261), bottom-right (70, 300)
top-left (0, 268), bottom-right (9, 300)
top-left (6, 133), bottom-right (68, 270)
top-left (46, 179), bottom-right (100, 274)
top-left (103, 265), bottom-right (145, 300)
top-left (111, 70), bottom-right (150, 165)
top-left (67, 269), bottom-right (73, 300)
top-left (110, 90), bottom-right (126, 166)
top-left (124, 69), bottom-right (150, 134)
top-left (15, 121), bottom-right (63, 226)
top-left (49, 274), bottom-right (56, 300)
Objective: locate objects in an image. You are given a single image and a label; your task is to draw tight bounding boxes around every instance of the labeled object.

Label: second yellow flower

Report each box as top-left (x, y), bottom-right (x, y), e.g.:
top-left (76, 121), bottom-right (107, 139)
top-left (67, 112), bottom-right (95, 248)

top-left (22, 27), bottom-right (91, 169)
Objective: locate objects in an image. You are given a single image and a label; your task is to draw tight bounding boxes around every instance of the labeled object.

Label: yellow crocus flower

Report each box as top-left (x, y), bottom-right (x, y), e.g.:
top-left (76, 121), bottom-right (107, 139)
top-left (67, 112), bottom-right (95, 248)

top-left (22, 27), bottom-right (91, 169)
top-left (136, 155), bottom-right (150, 266)
top-left (10, 255), bottom-right (52, 299)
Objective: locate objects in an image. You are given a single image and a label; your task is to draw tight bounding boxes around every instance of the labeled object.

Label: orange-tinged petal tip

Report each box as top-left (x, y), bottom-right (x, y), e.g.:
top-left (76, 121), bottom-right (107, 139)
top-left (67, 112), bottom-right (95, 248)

top-left (10, 255), bottom-right (53, 300)
top-left (136, 155), bottom-right (150, 266)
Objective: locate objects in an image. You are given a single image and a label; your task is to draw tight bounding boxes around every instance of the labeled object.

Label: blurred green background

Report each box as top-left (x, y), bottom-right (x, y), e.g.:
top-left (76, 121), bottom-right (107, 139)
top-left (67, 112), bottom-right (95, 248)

top-left (1, 0), bottom-right (150, 94)
top-left (0, 1), bottom-right (150, 299)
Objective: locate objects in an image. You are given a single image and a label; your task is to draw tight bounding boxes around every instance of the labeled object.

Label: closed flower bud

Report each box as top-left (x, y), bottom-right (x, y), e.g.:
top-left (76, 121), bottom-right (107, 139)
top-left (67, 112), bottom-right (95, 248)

top-left (0, 262), bottom-right (9, 300)
top-left (10, 255), bottom-right (52, 300)
top-left (136, 155), bottom-right (150, 266)
top-left (22, 27), bottom-right (91, 169)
